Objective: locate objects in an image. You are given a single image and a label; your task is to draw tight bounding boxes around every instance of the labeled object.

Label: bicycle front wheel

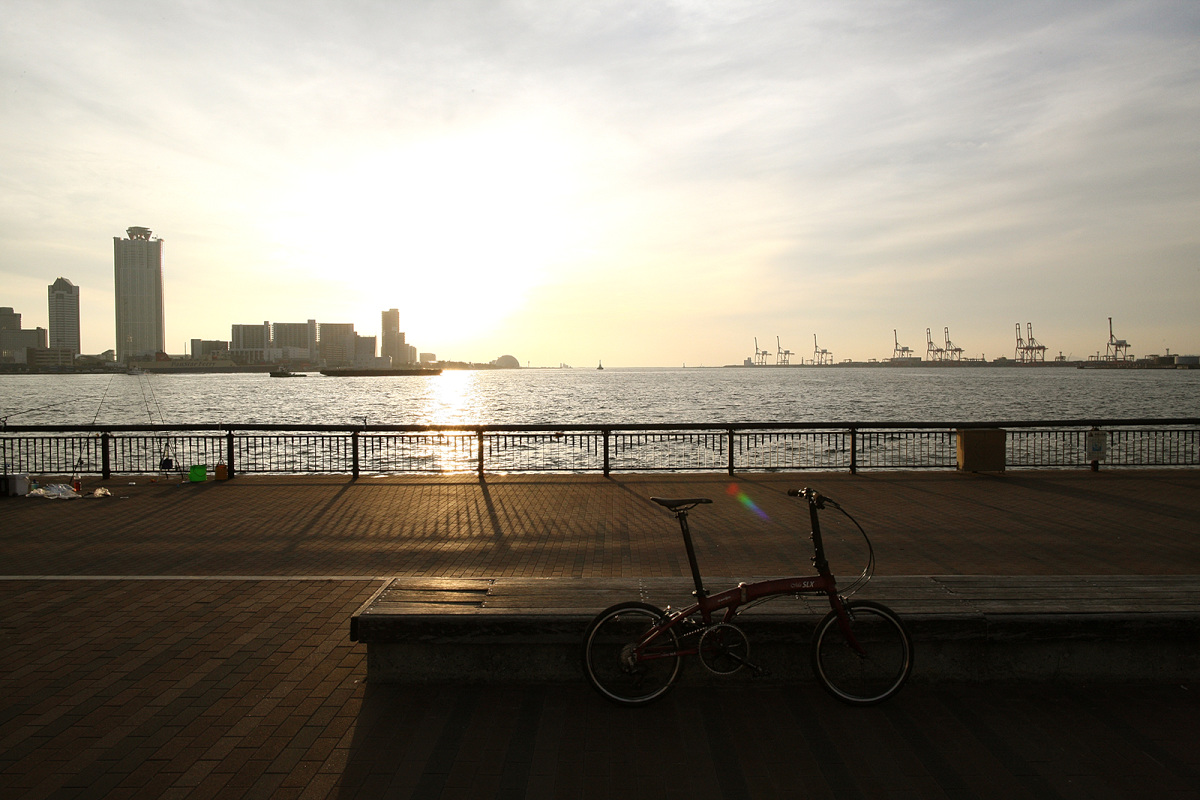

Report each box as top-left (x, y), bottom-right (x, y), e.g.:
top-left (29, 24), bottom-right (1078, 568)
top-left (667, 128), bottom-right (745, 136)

top-left (812, 600), bottom-right (912, 705)
top-left (582, 602), bottom-right (681, 706)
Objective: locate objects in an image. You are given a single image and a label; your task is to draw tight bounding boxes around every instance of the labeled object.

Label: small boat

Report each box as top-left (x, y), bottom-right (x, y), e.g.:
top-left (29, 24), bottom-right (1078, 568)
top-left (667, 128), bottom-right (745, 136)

top-left (597, 360), bottom-right (604, 370)
top-left (270, 370), bottom-right (306, 378)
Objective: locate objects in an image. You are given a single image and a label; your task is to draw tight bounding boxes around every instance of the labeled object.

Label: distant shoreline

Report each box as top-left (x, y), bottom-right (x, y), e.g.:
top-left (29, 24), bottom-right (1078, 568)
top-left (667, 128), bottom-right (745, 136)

top-left (1, 360), bottom-right (1195, 375)
top-left (718, 360), bottom-right (1195, 370)
top-left (0, 362), bottom-right (518, 376)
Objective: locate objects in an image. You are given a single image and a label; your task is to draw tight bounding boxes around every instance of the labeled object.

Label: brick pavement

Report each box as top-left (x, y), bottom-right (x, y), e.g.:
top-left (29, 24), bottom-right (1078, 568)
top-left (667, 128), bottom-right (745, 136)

top-left (5, 469), bottom-right (1200, 578)
top-left (2, 470), bottom-right (1200, 798)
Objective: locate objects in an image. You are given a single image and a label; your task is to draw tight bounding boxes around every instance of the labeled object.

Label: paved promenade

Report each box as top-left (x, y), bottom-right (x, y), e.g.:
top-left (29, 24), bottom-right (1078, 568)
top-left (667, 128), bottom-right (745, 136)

top-left (2, 470), bottom-right (1199, 798)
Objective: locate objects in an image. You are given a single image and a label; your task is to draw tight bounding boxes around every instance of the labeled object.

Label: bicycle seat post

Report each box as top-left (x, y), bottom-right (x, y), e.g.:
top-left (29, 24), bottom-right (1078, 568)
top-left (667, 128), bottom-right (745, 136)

top-left (675, 509), bottom-right (708, 601)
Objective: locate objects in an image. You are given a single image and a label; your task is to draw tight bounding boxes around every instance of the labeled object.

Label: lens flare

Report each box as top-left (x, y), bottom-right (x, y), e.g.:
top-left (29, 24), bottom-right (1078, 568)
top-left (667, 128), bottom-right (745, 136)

top-left (726, 483), bottom-right (769, 520)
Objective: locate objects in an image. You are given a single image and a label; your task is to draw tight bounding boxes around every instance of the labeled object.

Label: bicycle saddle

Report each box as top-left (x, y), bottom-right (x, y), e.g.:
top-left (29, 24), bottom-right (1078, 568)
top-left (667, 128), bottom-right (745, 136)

top-left (651, 497), bottom-right (712, 511)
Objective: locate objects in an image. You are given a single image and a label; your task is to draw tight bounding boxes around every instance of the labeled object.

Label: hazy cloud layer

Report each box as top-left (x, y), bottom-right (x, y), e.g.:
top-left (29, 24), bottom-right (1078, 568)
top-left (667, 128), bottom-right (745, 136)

top-left (2, 0), bottom-right (1197, 363)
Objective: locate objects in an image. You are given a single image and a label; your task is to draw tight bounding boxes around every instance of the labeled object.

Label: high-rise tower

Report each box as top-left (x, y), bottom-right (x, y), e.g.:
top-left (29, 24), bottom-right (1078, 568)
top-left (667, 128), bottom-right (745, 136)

top-left (113, 227), bottom-right (165, 363)
top-left (381, 308), bottom-right (406, 366)
top-left (48, 277), bottom-right (80, 356)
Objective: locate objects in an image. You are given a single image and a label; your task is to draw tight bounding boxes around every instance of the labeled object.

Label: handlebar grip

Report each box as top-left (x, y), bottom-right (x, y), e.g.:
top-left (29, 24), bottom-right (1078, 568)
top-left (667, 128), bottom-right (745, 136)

top-left (789, 487), bottom-right (831, 507)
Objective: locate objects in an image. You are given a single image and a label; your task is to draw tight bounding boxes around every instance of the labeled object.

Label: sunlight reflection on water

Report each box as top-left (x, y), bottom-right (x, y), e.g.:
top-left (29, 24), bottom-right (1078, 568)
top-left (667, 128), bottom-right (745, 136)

top-left (1, 367), bottom-right (1198, 427)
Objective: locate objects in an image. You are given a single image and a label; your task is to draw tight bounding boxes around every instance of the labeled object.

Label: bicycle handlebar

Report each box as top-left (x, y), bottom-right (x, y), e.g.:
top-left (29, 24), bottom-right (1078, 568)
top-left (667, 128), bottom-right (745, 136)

top-left (788, 487), bottom-right (830, 508)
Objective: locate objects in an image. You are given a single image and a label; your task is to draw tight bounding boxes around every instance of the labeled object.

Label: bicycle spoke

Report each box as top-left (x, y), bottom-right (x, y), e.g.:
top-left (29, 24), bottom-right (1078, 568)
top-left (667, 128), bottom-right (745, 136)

top-left (812, 601), bottom-right (912, 705)
top-left (583, 603), bottom-right (681, 706)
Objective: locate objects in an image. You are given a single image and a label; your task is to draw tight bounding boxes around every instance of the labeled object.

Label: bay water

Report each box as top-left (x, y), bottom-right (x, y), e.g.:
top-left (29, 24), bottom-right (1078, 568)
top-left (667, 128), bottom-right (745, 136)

top-left (2, 367), bottom-right (1197, 428)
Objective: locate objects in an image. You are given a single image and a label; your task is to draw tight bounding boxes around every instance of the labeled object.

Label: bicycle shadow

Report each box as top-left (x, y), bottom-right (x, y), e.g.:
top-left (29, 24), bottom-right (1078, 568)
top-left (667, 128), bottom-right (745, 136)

top-left (335, 683), bottom-right (545, 798)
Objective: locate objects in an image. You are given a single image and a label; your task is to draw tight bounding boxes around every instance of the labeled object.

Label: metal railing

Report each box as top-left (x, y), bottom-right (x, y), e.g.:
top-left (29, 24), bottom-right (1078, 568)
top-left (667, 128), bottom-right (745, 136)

top-left (2, 420), bottom-right (1197, 478)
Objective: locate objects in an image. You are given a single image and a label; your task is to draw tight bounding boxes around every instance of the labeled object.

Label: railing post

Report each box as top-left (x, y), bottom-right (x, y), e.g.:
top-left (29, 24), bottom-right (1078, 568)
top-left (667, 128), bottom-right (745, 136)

top-left (101, 432), bottom-right (111, 479)
top-left (477, 429), bottom-right (485, 477)
top-left (727, 428), bottom-right (735, 475)
top-left (849, 427), bottom-right (858, 474)
top-left (603, 429), bottom-right (610, 476)
top-left (1087, 425), bottom-right (1103, 472)
top-left (351, 430), bottom-right (360, 479)
top-left (226, 431), bottom-right (235, 479)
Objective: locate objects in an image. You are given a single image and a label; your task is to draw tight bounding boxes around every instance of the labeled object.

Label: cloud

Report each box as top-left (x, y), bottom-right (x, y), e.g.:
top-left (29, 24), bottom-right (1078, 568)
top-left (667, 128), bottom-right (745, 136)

top-left (1, 0), bottom-right (1198, 363)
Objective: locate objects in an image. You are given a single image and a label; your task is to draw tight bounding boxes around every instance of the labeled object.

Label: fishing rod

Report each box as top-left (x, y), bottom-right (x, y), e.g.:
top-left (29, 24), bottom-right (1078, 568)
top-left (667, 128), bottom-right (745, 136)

top-left (134, 373), bottom-right (180, 479)
top-left (90, 375), bottom-right (116, 425)
top-left (1, 399), bottom-right (77, 428)
top-left (67, 375), bottom-right (119, 485)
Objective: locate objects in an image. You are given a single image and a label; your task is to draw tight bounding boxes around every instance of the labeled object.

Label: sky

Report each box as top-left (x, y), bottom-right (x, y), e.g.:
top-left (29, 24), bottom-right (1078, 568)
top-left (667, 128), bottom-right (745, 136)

top-left (2, 0), bottom-right (1198, 367)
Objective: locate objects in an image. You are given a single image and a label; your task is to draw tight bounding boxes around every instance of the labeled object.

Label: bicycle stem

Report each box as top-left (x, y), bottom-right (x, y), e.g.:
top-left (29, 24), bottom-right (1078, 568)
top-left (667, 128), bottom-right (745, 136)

top-left (807, 495), bottom-right (832, 577)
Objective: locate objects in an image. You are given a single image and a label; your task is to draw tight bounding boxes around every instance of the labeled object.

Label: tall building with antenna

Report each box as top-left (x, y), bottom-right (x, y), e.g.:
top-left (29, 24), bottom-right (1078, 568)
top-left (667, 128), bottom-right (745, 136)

top-left (47, 277), bottom-right (80, 356)
top-left (113, 227), bottom-right (165, 363)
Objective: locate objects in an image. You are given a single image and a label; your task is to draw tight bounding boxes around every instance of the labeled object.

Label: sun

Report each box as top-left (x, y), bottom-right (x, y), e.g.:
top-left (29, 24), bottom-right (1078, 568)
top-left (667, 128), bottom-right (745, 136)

top-left (262, 120), bottom-right (584, 343)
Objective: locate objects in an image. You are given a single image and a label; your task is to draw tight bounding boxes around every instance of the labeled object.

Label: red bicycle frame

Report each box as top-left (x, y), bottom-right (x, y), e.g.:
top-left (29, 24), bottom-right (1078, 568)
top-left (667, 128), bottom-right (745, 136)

top-left (634, 490), bottom-right (865, 663)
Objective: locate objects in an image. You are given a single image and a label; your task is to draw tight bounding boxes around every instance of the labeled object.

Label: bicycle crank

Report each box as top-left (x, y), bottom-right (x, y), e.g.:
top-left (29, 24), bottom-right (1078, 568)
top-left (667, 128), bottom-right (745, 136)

top-left (698, 623), bottom-right (760, 675)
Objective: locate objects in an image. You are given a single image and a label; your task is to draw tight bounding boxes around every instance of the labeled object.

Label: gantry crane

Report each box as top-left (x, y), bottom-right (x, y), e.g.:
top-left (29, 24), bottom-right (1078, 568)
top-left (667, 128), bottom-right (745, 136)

top-left (1106, 317), bottom-right (1131, 361)
top-left (926, 328), bottom-right (945, 361)
top-left (753, 337), bottom-right (770, 366)
top-left (1015, 322), bottom-right (1047, 362)
top-left (813, 334), bottom-right (832, 365)
top-left (943, 327), bottom-right (964, 361)
top-left (1025, 323), bottom-right (1047, 362)
top-left (777, 336), bottom-right (792, 365)
top-left (892, 330), bottom-right (914, 360)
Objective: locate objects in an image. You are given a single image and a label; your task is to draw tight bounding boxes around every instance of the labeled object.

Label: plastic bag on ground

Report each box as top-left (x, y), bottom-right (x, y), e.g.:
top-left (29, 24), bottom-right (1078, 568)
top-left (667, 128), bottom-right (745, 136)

top-left (27, 484), bottom-right (81, 499)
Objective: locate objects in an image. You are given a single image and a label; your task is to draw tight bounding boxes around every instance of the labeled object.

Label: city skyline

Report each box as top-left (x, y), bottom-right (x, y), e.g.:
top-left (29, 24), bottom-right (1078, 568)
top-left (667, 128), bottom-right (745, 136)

top-left (5, 212), bottom-right (1187, 366)
top-left (3, 2), bottom-right (1199, 366)
top-left (0, 218), bottom-right (1193, 366)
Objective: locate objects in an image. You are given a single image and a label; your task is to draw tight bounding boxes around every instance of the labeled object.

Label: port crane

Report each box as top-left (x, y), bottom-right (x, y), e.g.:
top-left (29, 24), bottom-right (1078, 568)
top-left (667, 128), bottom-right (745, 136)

top-left (926, 328), bottom-right (945, 361)
top-left (943, 327), bottom-right (964, 361)
top-left (813, 334), bottom-right (832, 365)
top-left (776, 337), bottom-right (792, 365)
top-left (753, 337), bottom-right (770, 366)
top-left (1025, 323), bottom-right (1047, 362)
top-left (1105, 317), bottom-right (1131, 361)
top-left (1015, 323), bottom-right (1047, 362)
top-left (892, 330), bottom-right (914, 360)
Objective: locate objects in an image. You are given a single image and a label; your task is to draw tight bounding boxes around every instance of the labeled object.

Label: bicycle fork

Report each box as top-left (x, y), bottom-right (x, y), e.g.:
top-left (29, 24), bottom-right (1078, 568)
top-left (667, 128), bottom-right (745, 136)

top-left (828, 594), bottom-right (869, 657)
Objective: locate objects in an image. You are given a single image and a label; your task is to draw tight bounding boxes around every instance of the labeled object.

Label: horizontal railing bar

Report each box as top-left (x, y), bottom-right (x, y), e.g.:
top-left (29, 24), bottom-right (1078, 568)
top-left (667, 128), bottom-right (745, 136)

top-left (4, 422), bottom-right (1196, 477)
top-left (5, 418), bottom-right (1199, 434)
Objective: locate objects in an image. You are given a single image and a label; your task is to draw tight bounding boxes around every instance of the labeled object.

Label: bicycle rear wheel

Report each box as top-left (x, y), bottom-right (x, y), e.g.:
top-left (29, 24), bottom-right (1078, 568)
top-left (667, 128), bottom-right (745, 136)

top-left (582, 602), bottom-right (681, 706)
top-left (812, 600), bottom-right (912, 705)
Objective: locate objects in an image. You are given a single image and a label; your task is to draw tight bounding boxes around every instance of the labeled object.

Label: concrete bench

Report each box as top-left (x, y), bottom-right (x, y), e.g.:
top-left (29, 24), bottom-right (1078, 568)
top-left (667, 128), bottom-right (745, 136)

top-left (350, 575), bottom-right (1200, 684)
